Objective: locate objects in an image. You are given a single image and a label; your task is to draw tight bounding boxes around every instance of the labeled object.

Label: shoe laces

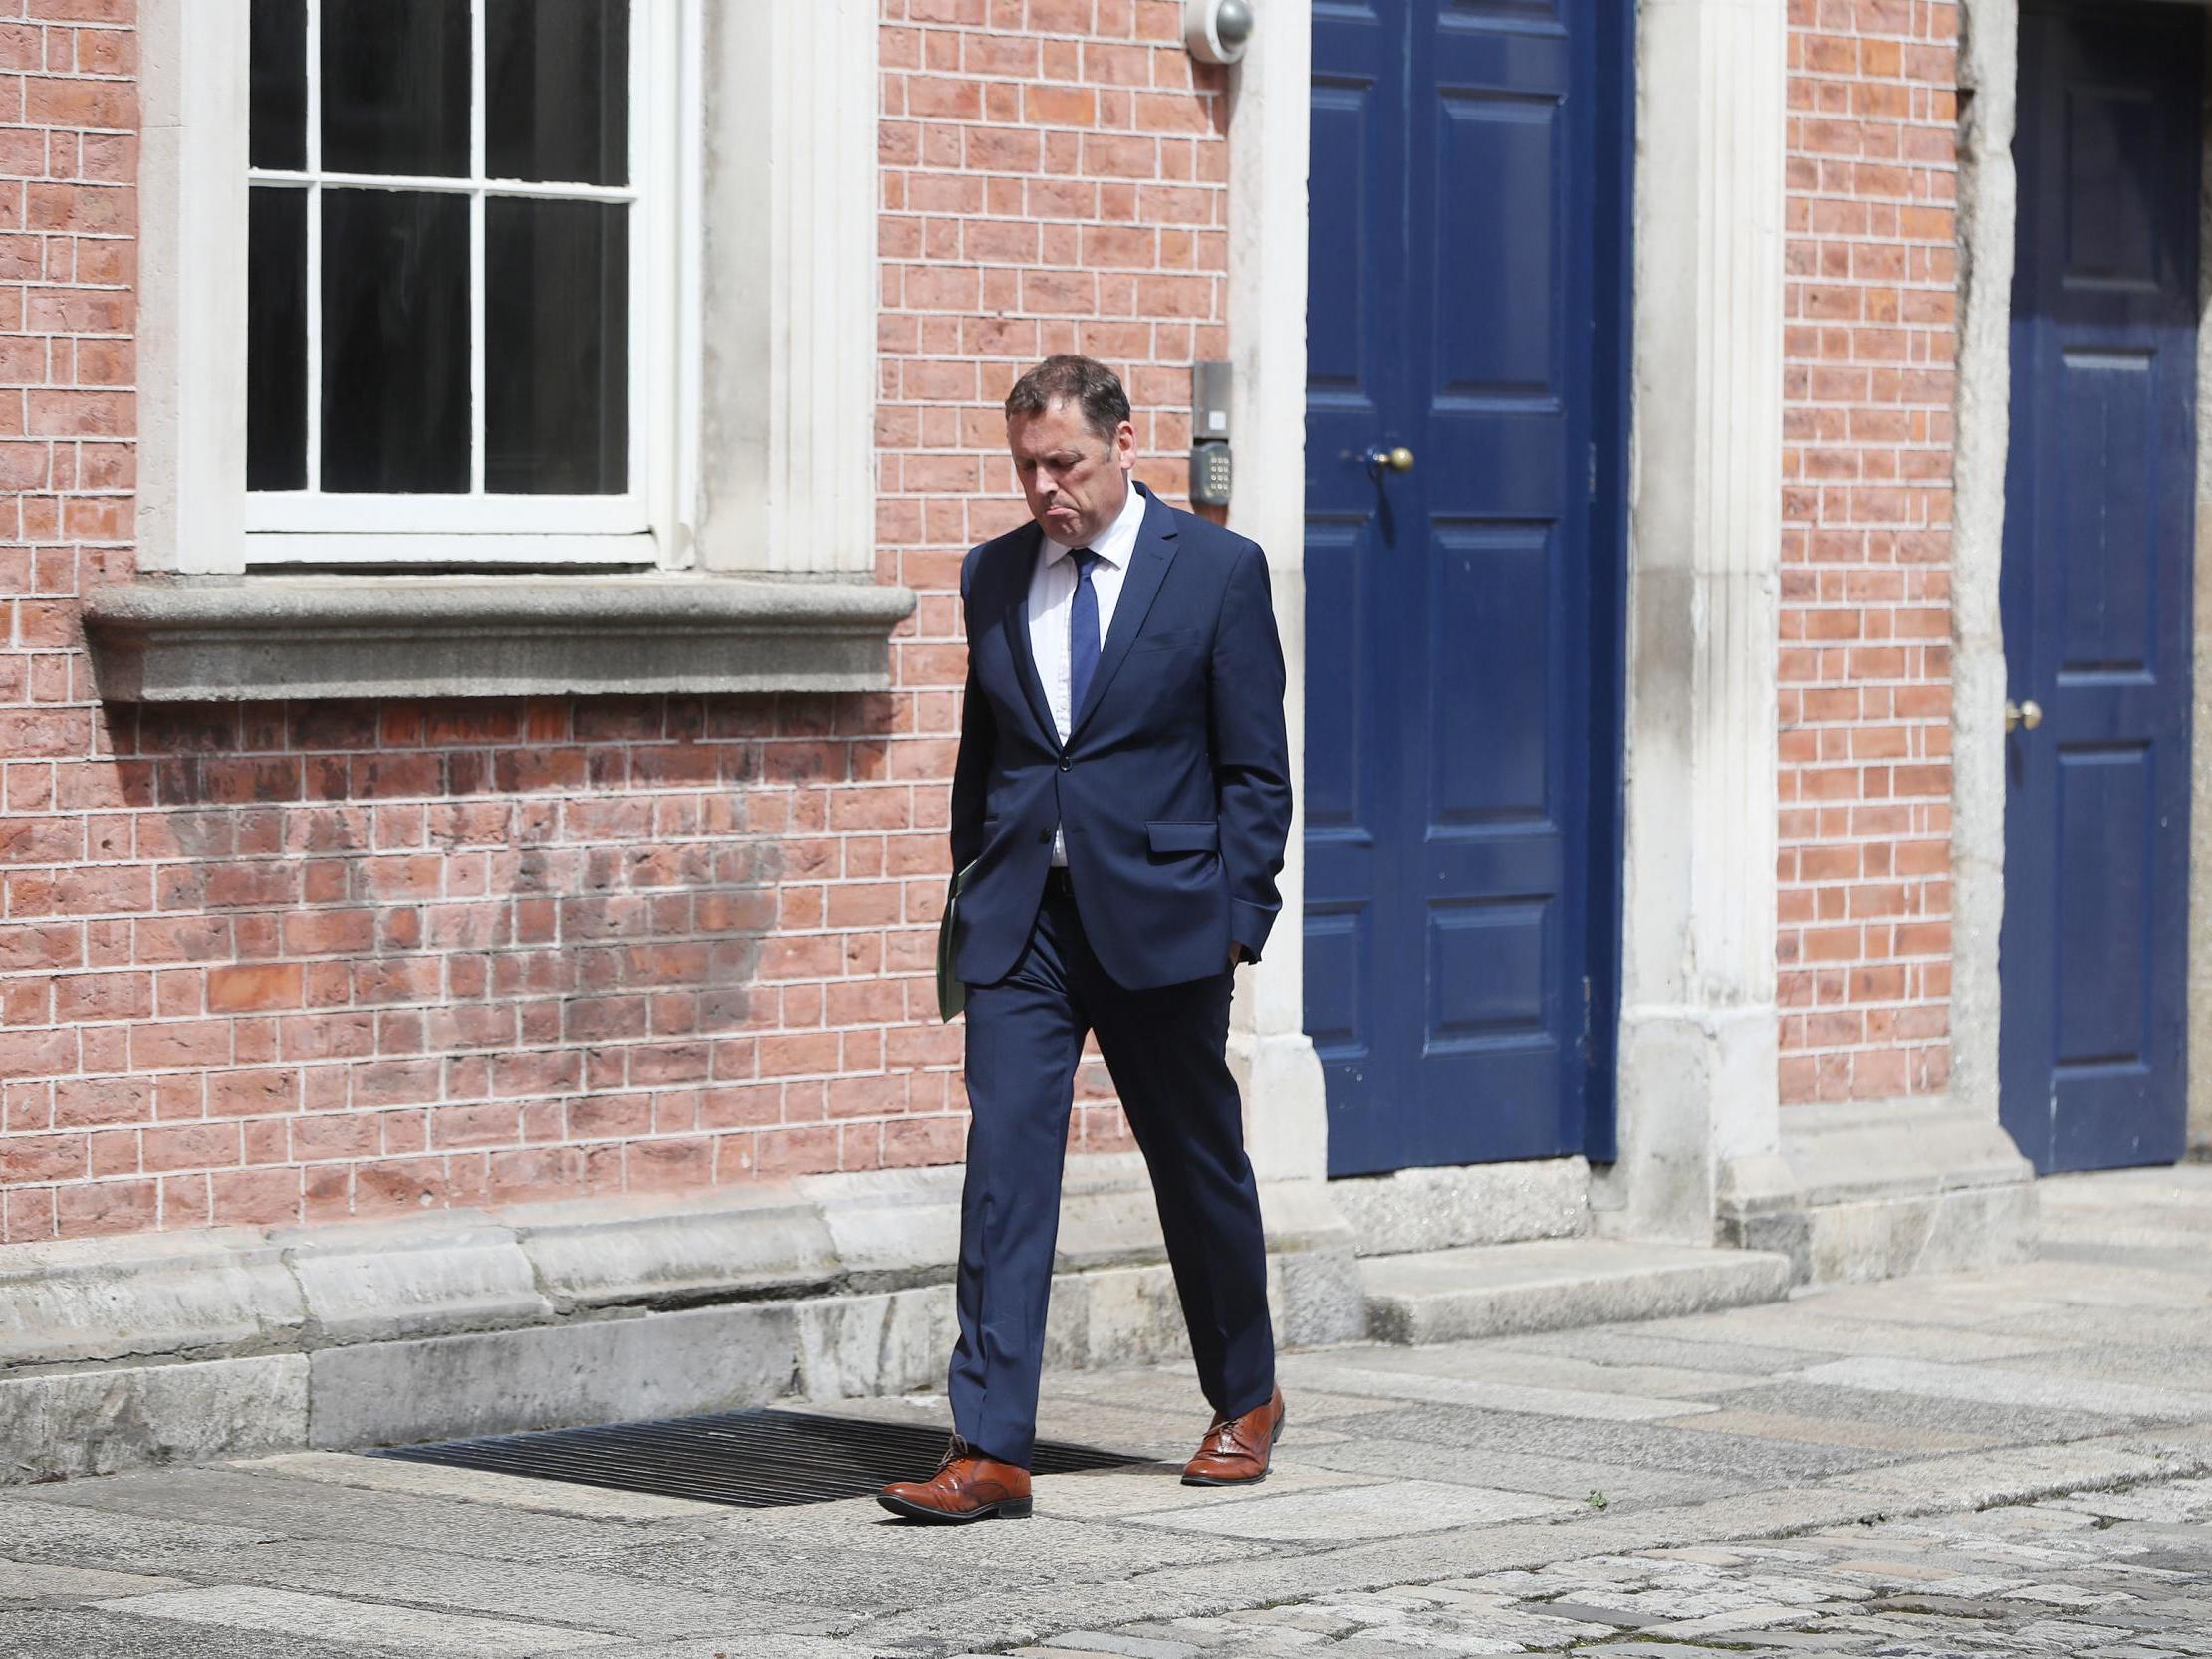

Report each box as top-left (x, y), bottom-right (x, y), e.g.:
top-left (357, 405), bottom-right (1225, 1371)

top-left (1200, 1417), bottom-right (1243, 1459)
top-left (935, 1433), bottom-right (973, 1474)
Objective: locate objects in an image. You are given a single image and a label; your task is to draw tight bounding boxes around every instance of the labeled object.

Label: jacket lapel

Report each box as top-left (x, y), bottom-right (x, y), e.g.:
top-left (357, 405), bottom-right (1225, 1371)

top-left (1069, 485), bottom-right (1178, 744)
top-left (997, 525), bottom-right (1060, 748)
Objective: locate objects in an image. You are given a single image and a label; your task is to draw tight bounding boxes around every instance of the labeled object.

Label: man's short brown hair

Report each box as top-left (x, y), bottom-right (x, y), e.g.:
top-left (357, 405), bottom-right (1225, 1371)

top-left (1004, 355), bottom-right (1131, 443)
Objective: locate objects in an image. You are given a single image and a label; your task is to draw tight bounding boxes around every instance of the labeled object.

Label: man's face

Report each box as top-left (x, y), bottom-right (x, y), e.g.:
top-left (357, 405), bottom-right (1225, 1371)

top-left (1008, 400), bottom-right (1135, 547)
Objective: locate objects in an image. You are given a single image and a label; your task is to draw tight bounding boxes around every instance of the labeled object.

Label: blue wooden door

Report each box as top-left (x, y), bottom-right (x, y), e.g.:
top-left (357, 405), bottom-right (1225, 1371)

top-left (1305, 1), bottom-right (1629, 1176)
top-left (2000, 1), bottom-right (2199, 1174)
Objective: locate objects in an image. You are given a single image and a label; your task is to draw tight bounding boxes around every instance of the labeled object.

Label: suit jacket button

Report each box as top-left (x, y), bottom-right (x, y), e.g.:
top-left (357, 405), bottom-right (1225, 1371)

top-left (1059, 760), bottom-right (1071, 772)
top-left (1038, 829), bottom-right (1052, 843)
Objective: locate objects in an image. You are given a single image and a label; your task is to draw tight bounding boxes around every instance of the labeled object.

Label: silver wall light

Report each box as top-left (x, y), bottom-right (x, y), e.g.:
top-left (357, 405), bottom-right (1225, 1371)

top-left (1184, 0), bottom-right (1255, 67)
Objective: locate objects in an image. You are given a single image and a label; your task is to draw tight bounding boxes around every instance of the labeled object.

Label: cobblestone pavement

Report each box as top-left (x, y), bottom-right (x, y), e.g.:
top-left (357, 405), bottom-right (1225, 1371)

top-left (0, 1167), bottom-right (2205, 1658)
top-left (1023, 1479), bottom-right (2212, 1657)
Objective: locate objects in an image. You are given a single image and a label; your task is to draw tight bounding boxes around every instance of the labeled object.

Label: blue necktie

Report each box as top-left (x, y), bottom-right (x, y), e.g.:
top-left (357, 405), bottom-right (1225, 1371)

top-left (1068, 548), bottom-right (1101, 730)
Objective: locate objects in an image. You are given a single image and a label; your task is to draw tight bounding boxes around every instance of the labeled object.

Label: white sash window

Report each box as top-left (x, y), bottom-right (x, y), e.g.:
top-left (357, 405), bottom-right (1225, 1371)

top-left (240, 0), bottom-right (675, 566)
top-left (138, 0), bottom-right (876, 592)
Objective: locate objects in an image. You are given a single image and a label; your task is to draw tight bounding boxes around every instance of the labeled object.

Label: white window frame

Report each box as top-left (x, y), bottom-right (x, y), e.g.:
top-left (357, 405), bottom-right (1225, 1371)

top-left (241, 0), bottom-right (679, 564)
top-left (141, 0), bottom-right (875, 582)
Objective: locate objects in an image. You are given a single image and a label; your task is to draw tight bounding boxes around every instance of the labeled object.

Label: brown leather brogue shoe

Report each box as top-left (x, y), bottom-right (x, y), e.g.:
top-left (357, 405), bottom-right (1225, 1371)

top-left (1181, 1385), bottom-right (1286, 1486)
top-left (878, 1436), bottom-right (1033, 1523)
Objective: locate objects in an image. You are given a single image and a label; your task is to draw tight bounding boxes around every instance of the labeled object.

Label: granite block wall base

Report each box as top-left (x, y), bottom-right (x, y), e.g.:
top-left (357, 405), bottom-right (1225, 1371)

top-left (1717, 1097), bottom-right (2037, 1286)
top-left (0, 1159), bottom-right (1364, 1484)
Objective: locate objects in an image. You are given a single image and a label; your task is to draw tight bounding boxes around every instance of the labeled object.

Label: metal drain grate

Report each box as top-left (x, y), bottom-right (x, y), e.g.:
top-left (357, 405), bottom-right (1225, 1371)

top-left (365, 1407), bottom-right (1154, 1508)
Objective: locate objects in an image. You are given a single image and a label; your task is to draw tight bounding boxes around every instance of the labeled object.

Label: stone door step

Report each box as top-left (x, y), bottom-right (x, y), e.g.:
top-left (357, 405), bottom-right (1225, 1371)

top-left (1360, 1237), bottom-right (1795, 1345)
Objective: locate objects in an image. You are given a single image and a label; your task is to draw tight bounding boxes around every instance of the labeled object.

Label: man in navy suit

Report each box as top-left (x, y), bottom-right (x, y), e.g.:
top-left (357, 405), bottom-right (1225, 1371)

top-left (880, 356), bottom-right (1293, 1523)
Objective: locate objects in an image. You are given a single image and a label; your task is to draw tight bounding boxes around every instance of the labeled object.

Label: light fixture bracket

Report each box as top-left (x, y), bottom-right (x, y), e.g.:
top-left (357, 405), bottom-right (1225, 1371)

top-left (1184, 0), bottom-right (1254, 67)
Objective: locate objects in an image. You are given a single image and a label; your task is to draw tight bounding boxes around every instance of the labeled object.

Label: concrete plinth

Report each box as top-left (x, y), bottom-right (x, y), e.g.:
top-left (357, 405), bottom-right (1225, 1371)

top-left (1359, 1237), bottom-right (1793, 1346)
top-left (1717, 1098), bottom-right (2038, 1285)
top-left (1329, 1158), bottom-right (1591, 1257)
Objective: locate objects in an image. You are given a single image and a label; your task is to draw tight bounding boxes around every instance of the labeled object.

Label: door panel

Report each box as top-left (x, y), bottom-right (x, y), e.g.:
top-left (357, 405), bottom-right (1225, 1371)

top-left (1433, 94), bottom-right (1561, 399)
top-left (1428, 524), bottom-right (1553, 819)
top-left (2000, 1), bottom-right (2198, 1174)
top-left (2052, 748), bottom-right (2152, 1067)
top-left (1305, 0), bottom-right (1624, 1175)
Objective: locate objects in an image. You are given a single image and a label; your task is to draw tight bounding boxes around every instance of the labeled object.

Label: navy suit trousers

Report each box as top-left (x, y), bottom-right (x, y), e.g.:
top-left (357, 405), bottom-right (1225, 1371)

top-left (950, 883), bottom-right (1276, 1469)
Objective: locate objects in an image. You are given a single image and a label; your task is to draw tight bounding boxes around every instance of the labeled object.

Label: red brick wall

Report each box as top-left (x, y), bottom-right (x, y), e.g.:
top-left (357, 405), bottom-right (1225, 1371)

top-left (1777, 0), bottom-right (1958, 1106)
top-left (1, 0), bottom-right (146, 1241)
top-left (0, 0), bottom-right (1227, 1243)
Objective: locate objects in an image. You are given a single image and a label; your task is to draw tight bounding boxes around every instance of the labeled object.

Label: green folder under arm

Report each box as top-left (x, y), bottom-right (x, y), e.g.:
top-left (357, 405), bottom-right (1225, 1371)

top-left (936, 859), bottom-right (979, 1022)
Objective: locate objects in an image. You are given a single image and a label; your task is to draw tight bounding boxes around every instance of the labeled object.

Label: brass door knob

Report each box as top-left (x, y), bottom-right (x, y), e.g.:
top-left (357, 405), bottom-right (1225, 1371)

top-left (2005, 698), bottom-right (2044, 733)
top-left (1367, 445), bottom-right (1415, 473)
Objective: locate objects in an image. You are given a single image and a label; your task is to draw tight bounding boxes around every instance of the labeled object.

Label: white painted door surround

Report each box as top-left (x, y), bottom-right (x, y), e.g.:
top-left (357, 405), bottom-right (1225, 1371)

top-left (1224, 0), bottom-right (1792, 1243)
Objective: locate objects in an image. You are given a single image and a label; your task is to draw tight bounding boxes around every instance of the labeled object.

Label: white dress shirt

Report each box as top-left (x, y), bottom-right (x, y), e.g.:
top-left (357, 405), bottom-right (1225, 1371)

top-left (1030, 481), bottom-right (1148, 864)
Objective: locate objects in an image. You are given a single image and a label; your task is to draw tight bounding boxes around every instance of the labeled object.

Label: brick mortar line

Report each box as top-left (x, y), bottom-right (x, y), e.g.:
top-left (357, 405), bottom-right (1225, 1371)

top-left (1774, 832), bottom-right (1955, 842)
top-left (1783, 187), bottom-right (1963, 201)
top-left (1769, 960), bottom-right (1964, 973)
top-left (1778, 1000), bottom-right (1955, 1013)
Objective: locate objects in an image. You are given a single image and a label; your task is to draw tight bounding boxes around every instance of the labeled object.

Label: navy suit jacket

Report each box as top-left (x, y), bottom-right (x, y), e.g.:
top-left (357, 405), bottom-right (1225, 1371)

top-left (949, 483), bottom-right (1293, 993)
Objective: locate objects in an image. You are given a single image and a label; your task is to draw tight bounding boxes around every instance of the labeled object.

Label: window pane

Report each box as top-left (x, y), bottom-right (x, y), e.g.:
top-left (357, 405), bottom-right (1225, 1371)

top-left (247, 186), bottom-right (308, 491)
top-left (487, 0), bottom-right (629, 186)
top-left (487, 198), bottom-right (628, 494)
top-left (321, 0), bottom-right (470, 177)
top-left (322, 188), bottom-right (470, 494)
top-left (250, 0), bottom-right (306, 171)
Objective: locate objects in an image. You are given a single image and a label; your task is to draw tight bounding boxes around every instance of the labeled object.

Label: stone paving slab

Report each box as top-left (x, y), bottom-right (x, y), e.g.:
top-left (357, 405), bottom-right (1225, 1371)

top-left (1986, 1303), bottom-right (2212, 1345)
top-left (1274, 1434), bottom-right (1745, 1509)
top-left (1048, 1368), bottom-right (1411, 1426)
top-left (1290, 1344), bottom-right (1760, 1400)
top-left (2047, 1472), bottom-right (2212, 1522)
top-left (111, 1536), bottom-right (811, 1641)
top-left (227, 1449), bottom-right (729, 1520)
top-left (1695, 1375), bottom-right (2132, 1445)
top-left (1658, 1405), bottom-right (1998, 1455)
top-left (1654, 1307), bottom-right (2079, 1363)
top-left (0, 1605), bottom-right (399, 1659)
top-left (12, 1465), bottom-right (650, 1564)
top-left (2032, 1341), bottom-right (2212, 1385)
top-left (1794, 1354), bottom-right (2212, 1421)
top-left (1013, 1457), bottom-right (1381, 1518)
top-left (1829, 1437), bottom-right (2187, 1506)
top-left (1492, 1327), bottom-right (1832, 1376)
top-left (1336, 1402), bottom-right (1903, 1483)
top-left (1117, 1477), bottom-right (1571, 1541)
top-left (1280, 1359), bottom-right (1729, 1423)
top-left (0, 1495), bottom-right (289, 1566)
top-left (0, 1562), bottom-right (190, 1602)
top-left (609, 1644), bottom-right (881, 1659)
top-left (92, 1585), bottom-right (625, 1655)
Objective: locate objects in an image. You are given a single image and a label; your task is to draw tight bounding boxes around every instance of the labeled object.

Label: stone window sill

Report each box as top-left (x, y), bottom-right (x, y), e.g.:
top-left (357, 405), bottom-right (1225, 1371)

top-left (81, 575), bottom-right (918, 702)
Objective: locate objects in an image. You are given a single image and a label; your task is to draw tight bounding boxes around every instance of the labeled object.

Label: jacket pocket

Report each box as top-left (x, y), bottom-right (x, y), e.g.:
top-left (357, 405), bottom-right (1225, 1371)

top-left (1146, 820), bottom-right (1220, 854)
top-left (1132, 626), bottom-right (1203, 653)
